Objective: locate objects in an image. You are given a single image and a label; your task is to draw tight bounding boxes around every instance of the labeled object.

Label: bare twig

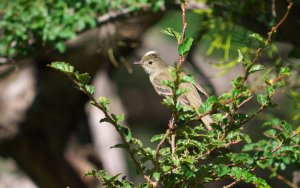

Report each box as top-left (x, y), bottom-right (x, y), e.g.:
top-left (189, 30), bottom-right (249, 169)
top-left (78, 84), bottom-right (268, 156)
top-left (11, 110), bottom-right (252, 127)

top-left (97, 4), bottom-right (151, 24)
top-left (271, 0), bottom-right (276, 18)
top-left (171, 133), bottom-right (176, 160)
top-left (275, 173), bottom-right (297, 188)
top-left (223, 180), bottom-right (239, 188)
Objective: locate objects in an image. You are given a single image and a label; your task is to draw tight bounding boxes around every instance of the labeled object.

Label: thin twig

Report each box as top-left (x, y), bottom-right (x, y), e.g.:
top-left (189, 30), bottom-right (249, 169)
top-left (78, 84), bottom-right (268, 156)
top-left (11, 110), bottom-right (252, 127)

top-left (224, 96), bottom-right (253, 118)
top-left (178, 0), bottom-right (188, 66)
top-left (223, 180), bottom-right (239, 188)
top-left (171, 133), bottom-right (176, 160)
top-left (275, 174), bottom-right (297, 188)
top-left (242, 2), bottom-right (293, 83)
top-left (155, 117), bottom-right (174, 170)
top-left (271, 0), bottom-right (276, 18)
top-left (259, 129), bottom-right (300, 161)
top-left (68, 75), bottom-right (156, 185)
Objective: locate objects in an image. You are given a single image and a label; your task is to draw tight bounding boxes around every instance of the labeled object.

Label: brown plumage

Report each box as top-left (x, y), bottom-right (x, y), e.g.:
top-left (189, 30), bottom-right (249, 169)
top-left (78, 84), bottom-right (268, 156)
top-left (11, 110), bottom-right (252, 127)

top-left (134, 51), bottom-right (213, 130)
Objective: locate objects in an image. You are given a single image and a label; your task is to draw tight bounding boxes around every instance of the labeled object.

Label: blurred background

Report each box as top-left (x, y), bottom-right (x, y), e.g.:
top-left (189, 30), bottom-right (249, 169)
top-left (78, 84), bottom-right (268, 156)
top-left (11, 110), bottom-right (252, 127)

top-left (0, 0), bottom-right (299, 187)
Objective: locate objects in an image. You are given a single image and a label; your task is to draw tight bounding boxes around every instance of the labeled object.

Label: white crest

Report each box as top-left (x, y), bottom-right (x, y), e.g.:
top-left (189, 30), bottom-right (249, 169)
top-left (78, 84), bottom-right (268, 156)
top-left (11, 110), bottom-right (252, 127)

top-left (144, 51), bottom-right (158, 56)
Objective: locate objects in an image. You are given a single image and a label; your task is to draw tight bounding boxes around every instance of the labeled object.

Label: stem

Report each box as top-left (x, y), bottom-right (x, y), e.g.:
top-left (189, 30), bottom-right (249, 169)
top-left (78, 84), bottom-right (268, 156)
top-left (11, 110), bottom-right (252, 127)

top-left (242, 2), bottom-right (293, 83)
top-left (178, 0), bottom-right (188, 67)
top-left (223, 180), bottom-right (239, 188)
top-left (69, 76), bottom-right (155, 185)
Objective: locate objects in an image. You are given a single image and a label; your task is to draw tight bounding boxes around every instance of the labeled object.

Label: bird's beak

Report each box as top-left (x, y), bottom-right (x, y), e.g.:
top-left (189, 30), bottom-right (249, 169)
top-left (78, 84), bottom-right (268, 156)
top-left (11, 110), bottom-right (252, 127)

top-left (133, 61), bottom-right (142, 65)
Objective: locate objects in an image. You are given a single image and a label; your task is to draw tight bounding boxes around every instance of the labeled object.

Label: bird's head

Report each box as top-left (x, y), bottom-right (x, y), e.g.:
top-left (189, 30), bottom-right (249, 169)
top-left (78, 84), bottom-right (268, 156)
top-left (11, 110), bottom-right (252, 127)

top-left (134, 51), bottom-right (168, 74)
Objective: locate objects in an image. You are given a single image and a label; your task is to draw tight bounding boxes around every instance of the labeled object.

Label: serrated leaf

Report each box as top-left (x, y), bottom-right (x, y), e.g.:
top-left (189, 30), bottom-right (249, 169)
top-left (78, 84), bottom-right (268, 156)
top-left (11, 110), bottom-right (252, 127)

top-left (279, 67), bottom-right (290, 75)
top-left (98, 97), bottom-right (111, 105)
top-left (199, 102), bottom-right (212, 114)
top-left (110, 143), bottom-right (126, 149)
top-left (49, 62), bottom-right (74, 75)
top-left (178, 37), bottom-right (193, 56)
top-left (55, 42), bottom-right (66, 53)
top-left (182, 165), bottom-right (194, 179)
top-left (163, 97), bottom-right (174, 106)
top-left (215, 164), bottom-right (230, 176)
top-left (150, 134), bottom-right (165, 142)
top-left (116, 113), bottom-right (125, 122)
top-left (85, 85), bottom-right (95, 95)
top-left (161, 27), bottom-right (181, 41)
top-left (122, 126), bottom-right (132, 142)
top-left (98, 96), bottom-right (110, 112)
top-left (219, 92), bottom-right (232, 99)
top-left (249, 64), bottom-right (265, 74)
top-left (175, 88), bottom-right (189, 96)
top-left (207, 95), bottom-right (218, 103)
top-left (180, 75), bottom-right (195, 84)
top-left (257, 94), bottom-right (268, 106)
top-left (152, 172), bottom-right (161, 181)
top-left (265, 85), bottom-right (275, 96)
top-left (74, 71), bottom-right (90, 85)
top-left (249, 33), bottom-right (264, 43)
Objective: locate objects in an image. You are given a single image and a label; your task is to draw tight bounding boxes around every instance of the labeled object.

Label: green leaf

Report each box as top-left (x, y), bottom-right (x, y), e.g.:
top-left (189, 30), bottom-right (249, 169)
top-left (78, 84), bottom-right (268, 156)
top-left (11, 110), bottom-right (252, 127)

top-left (215, 164), bottom-right (230, 176)
top-left (237, 49), bottom-right (243, 62)
top-left (279, 67), bottom-right (290, 75)
top-left (55, 41), bottom-right (66, 53)
top-left (180, 75), bottom-right (195, 84)
top-left (110, 143), bottom-right (126, 149)
top-left (49, 62), bottom-right (74, 75)
top-left (116, 113), bottom-right (125, 122)
top-left (161, 27), bottom-right (181, 41)
top-left (98, 96), bottom-right (110, 111)
top-left (160, 79), bottom-right (174, 88)
top-left (98, 97), bottom-right (110, 106)
top-left (249, 33), bottom-right (264, 43)
top-left (182, 165), bottom-right (195, 179)
top-left (122, 126), bottom-right (132, 142)
top-left (199, 101), bottom-right (212, 114)
top-left (231, 76), bottom-right (243, 88)
top-left (265, 86), bottom-right (275, 96)
top-left (175, 88), bottom-right (189, 96)
top-left (152, 172), bottom-right (161, 181)
top-left (178, 36), bottom-right (193, 56)
top-left (150, 134), bottom-right (165, 142)
top-left (257, 94), bottom-right (268, 106)
top-left (85, 85), bottom-right (95, 95)
top-left (74, 71), bottom-right (90, 85)
top-left (207, 95), bottom-right (218, 103)
top-left (163, 97), bottom-right (174, 106)
top-left (249, 64), bottom-right (265, 74)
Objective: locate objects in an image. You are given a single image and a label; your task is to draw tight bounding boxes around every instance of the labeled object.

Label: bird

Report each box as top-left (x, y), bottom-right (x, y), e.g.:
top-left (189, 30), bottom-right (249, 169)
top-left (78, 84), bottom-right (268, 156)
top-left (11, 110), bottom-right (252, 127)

top-left (134, 51), bottom-right (213, 130)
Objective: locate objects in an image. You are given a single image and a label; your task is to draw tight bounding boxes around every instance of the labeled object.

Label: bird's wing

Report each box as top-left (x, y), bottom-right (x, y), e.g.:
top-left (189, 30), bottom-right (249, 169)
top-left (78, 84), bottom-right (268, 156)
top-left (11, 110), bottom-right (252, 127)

top-left (179, 72), bottom-right (210, 98)
top-left (152, 74), bottom-right (190, 105)
top-left (193, 82), bottom-right (209, 98)
top-left (152, 74), bottom-right (173, 96)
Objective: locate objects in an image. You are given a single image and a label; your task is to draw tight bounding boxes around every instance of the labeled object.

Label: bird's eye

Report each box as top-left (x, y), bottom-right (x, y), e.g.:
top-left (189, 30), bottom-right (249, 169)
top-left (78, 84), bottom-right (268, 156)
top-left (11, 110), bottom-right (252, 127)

top-left (148, 61), bottom-right (153, 65)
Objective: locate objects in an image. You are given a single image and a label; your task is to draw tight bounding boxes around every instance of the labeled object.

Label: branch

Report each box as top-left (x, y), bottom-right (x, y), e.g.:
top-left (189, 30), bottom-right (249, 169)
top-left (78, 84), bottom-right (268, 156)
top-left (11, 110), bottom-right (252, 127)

top-left (155, 117), bottom-right (174, 170)
top-left (67, 75), bottom-right (156, 185)
top-left (242, 2), bottom-right (293, 83)
top-left (223, 180), bottom-right (239, 188)
top-left (275, 173), bottom-right (297, 188)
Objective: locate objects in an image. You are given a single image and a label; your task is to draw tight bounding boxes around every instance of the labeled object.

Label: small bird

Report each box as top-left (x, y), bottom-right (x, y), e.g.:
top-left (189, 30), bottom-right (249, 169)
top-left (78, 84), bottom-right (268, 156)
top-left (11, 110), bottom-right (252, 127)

top-left (134, 51), bottom-right (213, 130)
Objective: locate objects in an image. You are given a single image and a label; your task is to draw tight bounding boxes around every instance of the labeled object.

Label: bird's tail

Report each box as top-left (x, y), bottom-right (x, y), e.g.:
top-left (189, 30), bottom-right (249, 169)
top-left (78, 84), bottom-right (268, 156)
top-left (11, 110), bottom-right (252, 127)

top-left (201, 114), bottom-right (213, 130)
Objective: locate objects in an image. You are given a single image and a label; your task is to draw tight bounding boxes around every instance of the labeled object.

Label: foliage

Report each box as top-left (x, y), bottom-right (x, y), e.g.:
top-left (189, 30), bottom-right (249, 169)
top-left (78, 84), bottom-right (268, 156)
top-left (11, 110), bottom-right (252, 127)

top-left (48, 1), bottom-right (300, 188)
top-left (0, 0), bottom-right (164, 59)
